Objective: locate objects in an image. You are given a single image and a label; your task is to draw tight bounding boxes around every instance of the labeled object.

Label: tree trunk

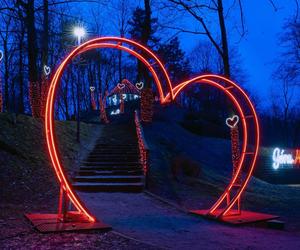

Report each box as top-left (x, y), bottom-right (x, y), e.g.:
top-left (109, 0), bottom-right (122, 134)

top-left (24, 0), bottom-right (39, 117)
top-left (140, 0), bottom-right (154, 122)
top-left (18, 27), bottom-right (25, 113)
top-left (42, 0), bottom-right (49, 67)
top-left (26, 0), bottom-right (38, 83)
top-left (4, 39), bottom-right (9, 111)
top-left (217, 0), bottom-right (230, 77)
top-left (40, 0), bottom-right (49, 118)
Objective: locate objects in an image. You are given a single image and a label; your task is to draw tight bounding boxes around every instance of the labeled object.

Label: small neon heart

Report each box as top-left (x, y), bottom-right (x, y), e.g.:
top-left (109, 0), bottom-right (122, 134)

top-left (136, 82), bottom-right (144, 90)
top-left (90, 86), bottom-right (95, 92)
top-left (226, 115), bottom-right (239, 128)
top-left (117, 83), bottom-right (125, 89)
top-left (0, 50), bottom-right (3, 62)
top-left (44, 65), bottom-right (51, 76)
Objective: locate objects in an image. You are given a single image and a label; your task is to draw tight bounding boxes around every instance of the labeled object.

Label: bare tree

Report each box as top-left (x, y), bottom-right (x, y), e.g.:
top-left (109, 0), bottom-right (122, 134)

top-left (271, 12), bottom-right (300, 145)
top-left (160, 0), bottom-right (242, 77)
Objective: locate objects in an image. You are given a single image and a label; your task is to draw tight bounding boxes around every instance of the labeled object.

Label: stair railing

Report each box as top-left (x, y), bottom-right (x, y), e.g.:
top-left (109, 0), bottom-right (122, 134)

top-left (134, 110), bottom-right (150, 188)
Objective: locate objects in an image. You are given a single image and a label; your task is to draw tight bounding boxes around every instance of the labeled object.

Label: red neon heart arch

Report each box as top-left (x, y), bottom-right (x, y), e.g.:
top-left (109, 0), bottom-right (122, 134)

top-left (45, 37), bottom-right (259, 221)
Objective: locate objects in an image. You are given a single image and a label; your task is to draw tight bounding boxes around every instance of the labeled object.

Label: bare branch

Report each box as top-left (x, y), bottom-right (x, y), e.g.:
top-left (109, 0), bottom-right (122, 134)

top-left (168, 0), bottom-right (223, 57)
top-left (294, 0), bottom-right (299, 21)
top-left (159, 24), bottom-right (207, 35)
top-left (238, 0), bottom-right (245, 37)
top-left (268, 0), bottom-right (278, 11)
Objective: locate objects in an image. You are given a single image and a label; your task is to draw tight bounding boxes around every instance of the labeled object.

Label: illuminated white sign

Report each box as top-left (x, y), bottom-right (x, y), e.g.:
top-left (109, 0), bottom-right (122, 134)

top-left (272, 147), bottom-right (300, 170)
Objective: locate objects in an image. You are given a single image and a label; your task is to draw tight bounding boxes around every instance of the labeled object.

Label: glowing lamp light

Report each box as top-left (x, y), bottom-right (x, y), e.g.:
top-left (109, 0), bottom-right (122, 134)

top-left (73, 27), bottom-right (85, 44)
top-left (111, 109), bottom-right (120, 115)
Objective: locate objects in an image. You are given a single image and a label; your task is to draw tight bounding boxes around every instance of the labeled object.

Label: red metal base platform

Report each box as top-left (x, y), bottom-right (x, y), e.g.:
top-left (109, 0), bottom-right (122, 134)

top-left (25, 212), bottom-right (111, 233)
top-left (190, 209), bottom-right (279, 225)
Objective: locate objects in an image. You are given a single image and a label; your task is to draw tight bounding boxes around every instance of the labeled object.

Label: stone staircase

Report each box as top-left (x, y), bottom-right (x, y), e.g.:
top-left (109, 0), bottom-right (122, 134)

top-left (73, 114), bottom-right (145, 192)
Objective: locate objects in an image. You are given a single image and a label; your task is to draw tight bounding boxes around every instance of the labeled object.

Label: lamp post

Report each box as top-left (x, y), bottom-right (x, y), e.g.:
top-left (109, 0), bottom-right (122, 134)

top-left (73, 26), bottom-right (85, 142)
top-left (0, 49), bottom-right (3, 112)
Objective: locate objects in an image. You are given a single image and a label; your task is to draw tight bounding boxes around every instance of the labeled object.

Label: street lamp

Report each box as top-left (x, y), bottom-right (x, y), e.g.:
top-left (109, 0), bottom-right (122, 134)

top-left (73, 26), bottom-right (85, 142)
top-left (73, 27), bottom-right (85, 45)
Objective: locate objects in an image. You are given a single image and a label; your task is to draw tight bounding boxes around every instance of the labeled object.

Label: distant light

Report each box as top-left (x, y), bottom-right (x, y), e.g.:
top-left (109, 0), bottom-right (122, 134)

top-left (111, 109), bottom-right (120, 115)
top-left (112, 95), bottom-right (117, 105)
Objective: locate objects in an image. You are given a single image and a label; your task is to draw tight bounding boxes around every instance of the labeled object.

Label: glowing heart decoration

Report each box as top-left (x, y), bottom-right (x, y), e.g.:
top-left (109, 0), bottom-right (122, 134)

top-left (136, 81), bottom-right (144, 90)
top-left (90, 86), bottom-right (95, 92)
top-left (0, 50), bottom-right (3, 62)
top-left (117, 82), bottom-right (125, 89)
top-left (44, 37), bottom-right (260, 222)
top-left (226, 115), bottom-right (239, 128)
top-left (43, 65), bottom-right (51, 76)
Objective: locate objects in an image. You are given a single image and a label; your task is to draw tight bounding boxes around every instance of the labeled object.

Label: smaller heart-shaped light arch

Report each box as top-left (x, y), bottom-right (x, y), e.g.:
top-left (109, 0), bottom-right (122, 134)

top-left (170, 75), bottom-right (260, 218)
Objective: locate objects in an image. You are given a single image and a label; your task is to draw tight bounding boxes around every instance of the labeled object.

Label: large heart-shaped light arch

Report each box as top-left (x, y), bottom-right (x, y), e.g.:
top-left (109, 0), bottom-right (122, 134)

top-left (45, 37), bottom-right (259, 221)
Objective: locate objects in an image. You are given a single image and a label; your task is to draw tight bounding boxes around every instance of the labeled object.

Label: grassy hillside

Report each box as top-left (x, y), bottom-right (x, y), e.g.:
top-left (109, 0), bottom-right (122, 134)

top-left (0, 113), bottom-right (101, 206)
top-left (146, 105), bottom-right (300, 231)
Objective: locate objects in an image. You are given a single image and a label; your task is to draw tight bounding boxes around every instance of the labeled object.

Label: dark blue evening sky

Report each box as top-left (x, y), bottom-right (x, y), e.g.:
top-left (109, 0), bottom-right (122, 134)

top-left (80, 0), bottom-right (297, 108)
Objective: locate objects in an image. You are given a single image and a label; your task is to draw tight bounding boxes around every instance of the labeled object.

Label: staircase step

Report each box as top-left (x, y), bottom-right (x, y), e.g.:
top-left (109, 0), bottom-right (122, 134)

top-left (93, 145), bottom-right (138, 149)
top-left (92, 148), bottom-right (138, 151)
top-left (86, 154), bottom-right (138, 158)
top-left (78, 169), bottom-right (143, 176)
top-left (91, 150), bottom-right (138, 154)
top-left (84, 158), bottom-right (138, 163)
top-left (73, 117), bottom-right (145, 193)
top-left (73, 182), bottom-right (144, 192)
top-left (94, 143), bottom-right (137, 146)
top-left (73, 175), bottom-right (144, 183)
top-left (80, 166), bottom-right (142, 171)
top-left (88, 152), bottom-right (139, 156)
top-left (81, 161), bottom-right (140, 166)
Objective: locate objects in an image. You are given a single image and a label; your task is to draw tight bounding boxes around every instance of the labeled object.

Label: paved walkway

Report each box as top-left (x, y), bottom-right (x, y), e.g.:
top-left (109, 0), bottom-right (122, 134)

top-left (78, 192), bottom-right (300, 250)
